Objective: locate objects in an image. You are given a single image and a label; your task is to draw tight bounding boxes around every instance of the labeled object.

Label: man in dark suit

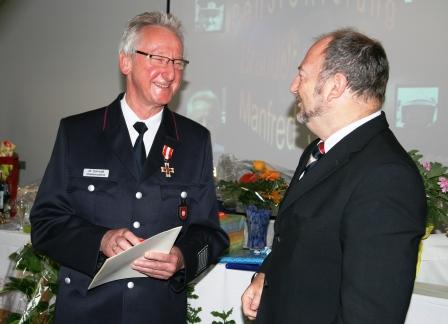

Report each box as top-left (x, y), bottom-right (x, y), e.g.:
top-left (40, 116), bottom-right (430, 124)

top-left (242, 28), bottom-right (426, 324)
top-left (30, 12), bottom-right (228, 323)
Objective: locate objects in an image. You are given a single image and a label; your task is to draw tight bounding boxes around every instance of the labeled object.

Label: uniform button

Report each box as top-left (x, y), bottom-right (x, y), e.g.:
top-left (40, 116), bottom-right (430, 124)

top-left (64, 277), bottom-right (71, 284)
top-left (276, 236), bottom-right (281, 243)
top-left (127, 281), bottom-right (134, 289)
top-left (87, 184), bottom-right (95, 192)
top-left (135, 192), bottom-right (142, 199)
top-left (133, 221), bottom-right (141, 229)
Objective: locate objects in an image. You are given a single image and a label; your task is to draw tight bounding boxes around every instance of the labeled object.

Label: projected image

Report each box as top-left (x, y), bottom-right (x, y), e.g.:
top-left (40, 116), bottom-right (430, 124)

top-left (395, 87), bottom-right (439, 128)
top-left (194, 0), bottom-right (225, 32)
top-left (187, 90), bottom-right (224, 128)
top-left (172, 0), bottom-right (448, 169)
top-left (187, 90), bottom-right (225, 159)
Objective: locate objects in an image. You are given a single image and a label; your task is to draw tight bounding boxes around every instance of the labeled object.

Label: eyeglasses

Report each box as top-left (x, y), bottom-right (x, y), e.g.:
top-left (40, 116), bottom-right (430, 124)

top-left (134, 50), bottom-right (189, 71)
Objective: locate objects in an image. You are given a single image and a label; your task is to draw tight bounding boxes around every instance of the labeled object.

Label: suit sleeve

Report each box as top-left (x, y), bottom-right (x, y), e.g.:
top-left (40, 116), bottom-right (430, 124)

top-left (339, 163), bottom-right (426, 324)
top-left (171, 131), bottom-right (229, 290)
top-left (30, 121), bottom-right (109, 277)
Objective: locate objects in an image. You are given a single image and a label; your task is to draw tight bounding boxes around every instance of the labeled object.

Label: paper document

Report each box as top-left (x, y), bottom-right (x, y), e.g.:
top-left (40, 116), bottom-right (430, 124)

top-left (88, 226), bottom-right (182, 289)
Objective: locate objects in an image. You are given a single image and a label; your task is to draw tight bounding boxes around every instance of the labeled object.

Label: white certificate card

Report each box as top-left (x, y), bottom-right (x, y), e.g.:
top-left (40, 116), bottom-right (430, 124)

top-left (88, 226), bottom-right (182, 289)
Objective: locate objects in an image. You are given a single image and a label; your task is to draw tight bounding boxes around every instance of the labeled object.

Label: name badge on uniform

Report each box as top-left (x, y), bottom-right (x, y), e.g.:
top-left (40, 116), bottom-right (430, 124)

top-left (83, 168), bottom-right (109, 178)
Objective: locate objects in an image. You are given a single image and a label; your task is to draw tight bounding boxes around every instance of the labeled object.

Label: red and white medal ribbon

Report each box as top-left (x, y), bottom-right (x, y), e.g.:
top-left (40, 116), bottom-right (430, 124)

top-left (162, 145), bottom-right (174, 161)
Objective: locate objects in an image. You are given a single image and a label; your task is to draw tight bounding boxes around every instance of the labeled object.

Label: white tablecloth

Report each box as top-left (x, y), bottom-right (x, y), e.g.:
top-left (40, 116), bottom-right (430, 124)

top-left (192, 234), bottom-right (448, 324)
top-left (417, 234), bottom-right (448, 286)
top-left (405, 282), bottom-right (448, 324)
top-left (0, 226), bottom-right (30, 313)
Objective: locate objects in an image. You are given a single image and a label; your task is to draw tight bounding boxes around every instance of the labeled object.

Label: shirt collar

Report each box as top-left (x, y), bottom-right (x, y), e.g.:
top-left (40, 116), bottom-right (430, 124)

top-left (120, 94), bottom-right (163, 133)
top-left (324, 110), bottom-right (381, 153)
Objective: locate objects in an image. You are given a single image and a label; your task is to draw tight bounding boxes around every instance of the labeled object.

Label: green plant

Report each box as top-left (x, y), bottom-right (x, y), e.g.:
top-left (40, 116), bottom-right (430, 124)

top-left (409, 150), bottom-right (448, 231)
top-left (211, 308), bottom-right (236, 324)
top-left (186, 284), bottom-right (202, 323)
top-left (0, 243), bottom-right (59, 324)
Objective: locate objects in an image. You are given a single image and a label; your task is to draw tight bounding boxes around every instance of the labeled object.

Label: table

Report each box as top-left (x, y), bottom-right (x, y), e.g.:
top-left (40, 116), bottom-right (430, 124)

top-left (405, 282), bottom-right (448, 324)
top-left (417, 233), bottom-right (448, 286)
top-left (0, 229), bottom-right (447, 323)
top-left (0, 225), bottom-right (30, 316)
top-left (191, 264), bottom-right (253, 323)
top-left (192, 234), bottom-right (448, 324)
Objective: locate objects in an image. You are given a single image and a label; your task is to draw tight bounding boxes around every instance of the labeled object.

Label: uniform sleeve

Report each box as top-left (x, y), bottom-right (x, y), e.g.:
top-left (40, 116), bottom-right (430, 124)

top-left (30, 121), bottom-right (109, 277)
top-left (172, 132), bottom-right (229, 290)
top-left (339, 163), bottom-right (426, 324)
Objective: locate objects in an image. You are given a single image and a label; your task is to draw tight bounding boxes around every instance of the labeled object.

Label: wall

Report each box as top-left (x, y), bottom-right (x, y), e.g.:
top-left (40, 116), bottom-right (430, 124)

top-left (0, 0), bottom-right (165, 184)
top-left (1, 0), bottom-right (447, 183)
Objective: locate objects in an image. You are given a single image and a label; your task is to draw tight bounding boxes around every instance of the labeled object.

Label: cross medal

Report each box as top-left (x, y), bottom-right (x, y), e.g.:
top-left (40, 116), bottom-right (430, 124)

top-left (161, 162), bottom-right (174, 177)
top-left (161, 145), bottom-right (175, 178)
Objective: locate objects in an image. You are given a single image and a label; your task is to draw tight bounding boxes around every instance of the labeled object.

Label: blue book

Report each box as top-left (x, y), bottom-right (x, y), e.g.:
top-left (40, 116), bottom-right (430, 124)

top-left (219, 248), bottom-right (269, 265)
top-left (225, 263), bottom-right (260, 272)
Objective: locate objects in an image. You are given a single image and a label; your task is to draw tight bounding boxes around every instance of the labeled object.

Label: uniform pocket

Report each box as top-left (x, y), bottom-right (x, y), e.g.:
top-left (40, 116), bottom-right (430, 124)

top-left (67, 176), bottom-right (122, 224)
top-left (159, 183), bottom-right (205, 225)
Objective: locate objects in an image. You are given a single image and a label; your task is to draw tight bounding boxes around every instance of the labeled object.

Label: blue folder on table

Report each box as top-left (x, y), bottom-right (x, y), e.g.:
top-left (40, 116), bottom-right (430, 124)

top-left (219, 249), bottom-right (268, 271)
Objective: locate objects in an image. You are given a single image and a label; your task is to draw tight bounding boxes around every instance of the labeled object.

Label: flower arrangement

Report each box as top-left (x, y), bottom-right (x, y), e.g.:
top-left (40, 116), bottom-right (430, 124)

top-left (409, 150), bottom-right (448, 232)
top-left (0, 140), bottom-right (17, 182)
top-left (217, 160), bottom-right (288, 210)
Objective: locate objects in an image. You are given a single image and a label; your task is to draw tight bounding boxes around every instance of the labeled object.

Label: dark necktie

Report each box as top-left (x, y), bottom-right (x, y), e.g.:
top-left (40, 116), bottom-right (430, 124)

top-left (133, 122), bottom-right (148, 174)
top-left (302, 141), bottom-right (325, 175)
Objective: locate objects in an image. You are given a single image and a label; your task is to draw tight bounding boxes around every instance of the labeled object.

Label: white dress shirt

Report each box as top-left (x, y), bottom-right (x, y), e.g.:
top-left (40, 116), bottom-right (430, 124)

top-left (299, 111), bottom-right (381, 180)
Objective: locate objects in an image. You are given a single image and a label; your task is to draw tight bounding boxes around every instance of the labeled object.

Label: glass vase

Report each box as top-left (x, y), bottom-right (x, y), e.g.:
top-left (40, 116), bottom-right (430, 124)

top-left (245, 205), bottom-right (271, 250)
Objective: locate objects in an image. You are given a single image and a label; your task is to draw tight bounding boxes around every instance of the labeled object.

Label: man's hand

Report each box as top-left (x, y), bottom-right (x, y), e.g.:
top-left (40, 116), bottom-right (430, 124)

top-left (242, 272), bottom-right (265, 321)
top-left (131, 246), bottom-right (185, 280)
top-left (100, 228), bottom-right (142, 257)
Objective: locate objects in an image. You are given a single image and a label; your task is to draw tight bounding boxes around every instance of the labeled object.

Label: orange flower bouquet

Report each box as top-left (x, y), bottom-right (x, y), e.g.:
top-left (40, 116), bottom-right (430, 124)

top-left (217, 160), bottom-right (288, 210)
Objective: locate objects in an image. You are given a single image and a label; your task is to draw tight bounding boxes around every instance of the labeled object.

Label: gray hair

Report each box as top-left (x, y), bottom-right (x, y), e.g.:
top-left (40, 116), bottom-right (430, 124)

top-left (119, 11), bottom-right (184, 55)
top-left (316, 28), bottom-right (389, 107)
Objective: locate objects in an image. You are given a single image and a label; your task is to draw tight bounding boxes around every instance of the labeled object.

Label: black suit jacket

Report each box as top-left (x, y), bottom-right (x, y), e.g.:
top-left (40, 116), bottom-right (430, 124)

top-left (30, 94), bottom-right (228, 324)
top-left (257, 113), bottom-right (426, 324)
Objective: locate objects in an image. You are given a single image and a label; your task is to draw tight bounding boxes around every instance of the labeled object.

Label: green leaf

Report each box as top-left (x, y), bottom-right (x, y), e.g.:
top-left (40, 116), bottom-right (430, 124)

top-left (186, 284), bottom-right (202, 323)
top-left (5, 312), bottom-right (21, 324)
top-left (210, 308), bottom-right (235, 324)
top-left (427, 163), bottom-right (447, 178)
top-left (0, 277), bottom-right (36, 299)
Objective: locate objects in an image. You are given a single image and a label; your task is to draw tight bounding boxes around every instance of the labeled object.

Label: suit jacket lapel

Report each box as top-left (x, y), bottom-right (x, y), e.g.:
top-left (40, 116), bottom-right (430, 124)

top-left (141, 107), bottom-right (179, 182)
top-left (279, 146), bottom-right (348, 214)
top-left (289, 139), bottom-right (319, 185)
top-left (279, 112), bottom-right (389, 214)
top-left (278, 140), bottom-right (317, 207)
top-left (102, 94), bottom-right (139, 180)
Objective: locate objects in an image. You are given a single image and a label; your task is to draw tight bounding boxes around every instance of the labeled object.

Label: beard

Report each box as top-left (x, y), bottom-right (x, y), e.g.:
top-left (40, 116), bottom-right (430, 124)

top-left (295, 95), bottom-right (325, 124)
top-left (295, 82), bottom-right (326, 124)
